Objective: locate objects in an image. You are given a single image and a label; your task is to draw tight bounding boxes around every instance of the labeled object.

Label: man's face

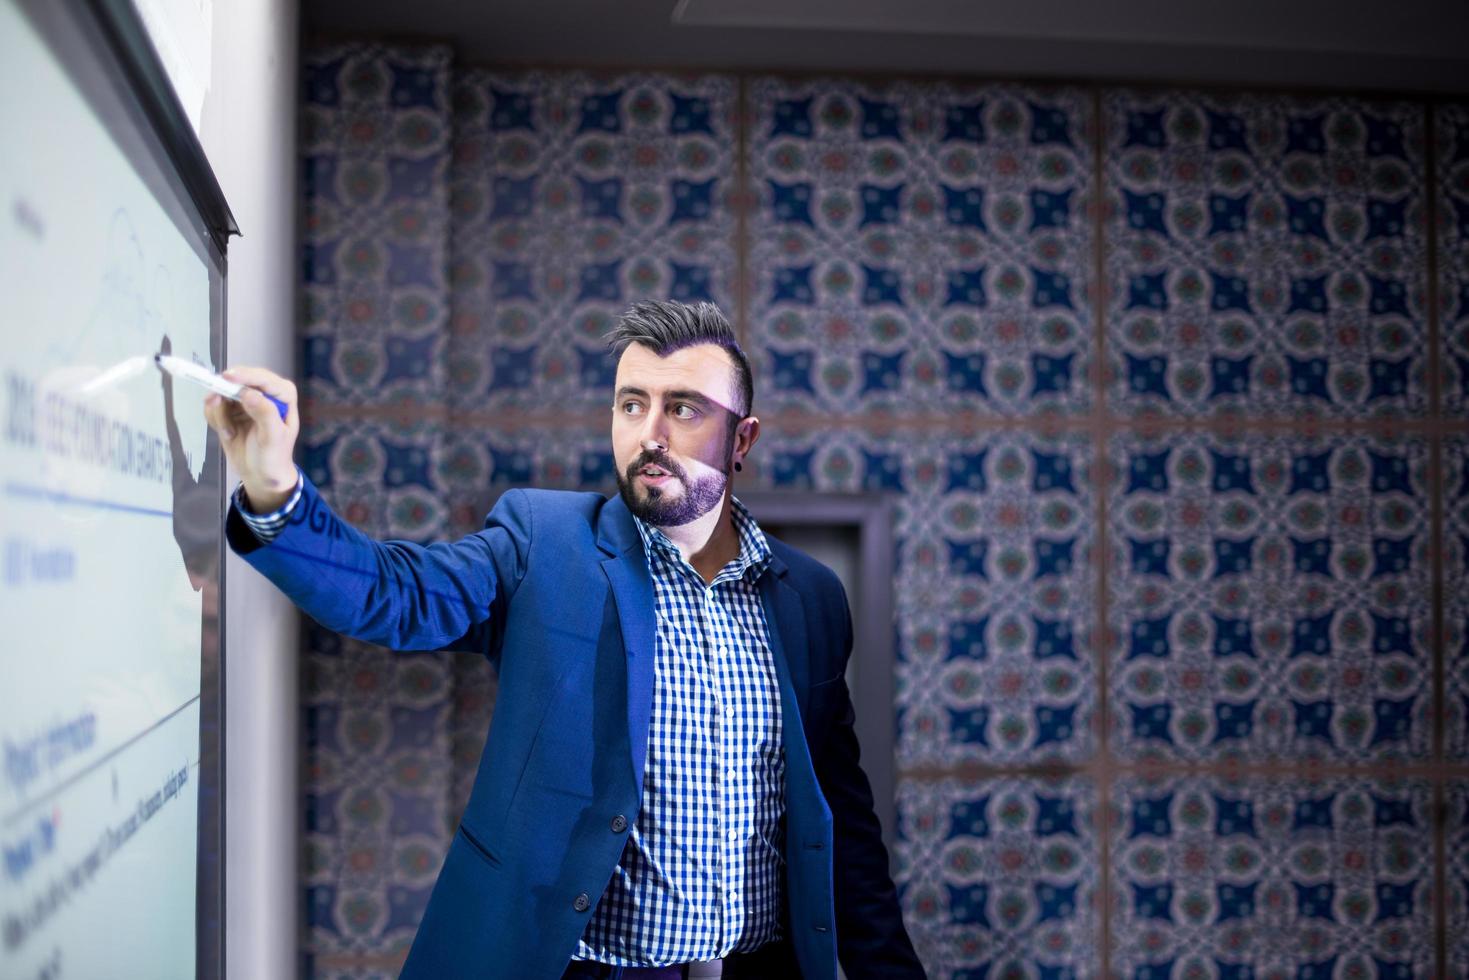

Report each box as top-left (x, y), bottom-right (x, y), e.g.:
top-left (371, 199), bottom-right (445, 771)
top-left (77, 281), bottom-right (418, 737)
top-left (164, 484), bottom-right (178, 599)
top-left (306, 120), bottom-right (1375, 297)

top-left (611, 342), bottom-right (745, 527)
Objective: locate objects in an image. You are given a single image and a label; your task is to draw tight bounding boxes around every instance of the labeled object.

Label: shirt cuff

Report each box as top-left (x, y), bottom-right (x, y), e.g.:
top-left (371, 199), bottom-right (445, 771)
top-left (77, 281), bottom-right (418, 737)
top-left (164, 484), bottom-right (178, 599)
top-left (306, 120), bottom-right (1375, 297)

top-left (234, 466), bottom-right (304, 543)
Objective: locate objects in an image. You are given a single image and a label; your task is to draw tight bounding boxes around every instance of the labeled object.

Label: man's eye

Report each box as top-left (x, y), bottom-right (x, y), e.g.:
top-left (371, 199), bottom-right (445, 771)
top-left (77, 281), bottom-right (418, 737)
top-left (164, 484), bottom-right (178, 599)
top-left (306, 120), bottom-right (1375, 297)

top-left (621, 402), bottom-right (643, 415)
top-left (673, 404), bottom-right (698, 419)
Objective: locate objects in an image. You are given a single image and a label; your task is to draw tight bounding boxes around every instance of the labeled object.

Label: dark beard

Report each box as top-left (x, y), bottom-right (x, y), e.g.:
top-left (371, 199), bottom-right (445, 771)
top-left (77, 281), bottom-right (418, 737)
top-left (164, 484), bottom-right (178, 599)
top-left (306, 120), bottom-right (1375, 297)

top-left (616, 447), bottom-right (729, 528)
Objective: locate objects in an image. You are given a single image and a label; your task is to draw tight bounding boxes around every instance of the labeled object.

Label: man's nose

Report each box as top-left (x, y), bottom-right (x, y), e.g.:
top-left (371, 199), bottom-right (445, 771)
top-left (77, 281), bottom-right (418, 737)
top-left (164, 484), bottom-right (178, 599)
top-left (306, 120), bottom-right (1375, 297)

top-left (638, 406), bottom-right (669, 451)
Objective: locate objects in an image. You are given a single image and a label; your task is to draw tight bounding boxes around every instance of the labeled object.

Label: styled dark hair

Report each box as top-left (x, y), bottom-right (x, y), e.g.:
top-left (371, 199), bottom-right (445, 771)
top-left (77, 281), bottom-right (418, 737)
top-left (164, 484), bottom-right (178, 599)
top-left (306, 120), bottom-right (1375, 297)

top-left (604, 300), bottom-right (754, 418)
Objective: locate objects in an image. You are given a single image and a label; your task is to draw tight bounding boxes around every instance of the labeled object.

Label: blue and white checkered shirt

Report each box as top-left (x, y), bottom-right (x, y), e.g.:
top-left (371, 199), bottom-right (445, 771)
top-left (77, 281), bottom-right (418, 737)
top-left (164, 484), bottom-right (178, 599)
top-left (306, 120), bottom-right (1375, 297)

top-left (233, 467), bottom-right (304, 539)
top-left (238, 480), bottom-right (788, 965)
top-left (574, 495), bottom-right (785, 966)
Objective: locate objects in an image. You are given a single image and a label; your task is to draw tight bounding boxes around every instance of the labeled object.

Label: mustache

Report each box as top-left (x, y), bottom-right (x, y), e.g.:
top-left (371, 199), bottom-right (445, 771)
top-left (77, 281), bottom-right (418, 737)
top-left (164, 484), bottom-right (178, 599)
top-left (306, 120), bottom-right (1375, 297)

top-left (627, 450), bottom-right (686, 481)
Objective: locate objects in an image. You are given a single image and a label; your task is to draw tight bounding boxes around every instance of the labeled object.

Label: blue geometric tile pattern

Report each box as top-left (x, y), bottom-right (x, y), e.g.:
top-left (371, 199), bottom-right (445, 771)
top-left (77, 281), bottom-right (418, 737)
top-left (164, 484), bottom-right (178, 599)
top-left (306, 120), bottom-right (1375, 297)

top-left (1107, 432), bottom-right (1433, 763)
top-left (1440, 104), bottom-right (1469, 415)
top-left (448, 70), bottom-right (737, 418)
top-left (1447, 783), bottom-right (1469, 977)
top-left (298, 44), bottom-right (454, 545)
top-left (887, 429), bottom-right (1097, 767)
top-left (1111, 775), bottom-right (1435, 979)
top-left (748, 428), bottom-right (1098, 766)
top-left (299, 44), bottom-right (458, 967)
top-left (1105, 92), bottom-right (1427, 418)
top-left (300, 632), bottom-right (454, 958)
top-left (896, 776), bottom-right (1098, 978)
top-left (748, 79), bottom-right (1095, 417)
top-left (1445, 437), bottom-right (1469, 758)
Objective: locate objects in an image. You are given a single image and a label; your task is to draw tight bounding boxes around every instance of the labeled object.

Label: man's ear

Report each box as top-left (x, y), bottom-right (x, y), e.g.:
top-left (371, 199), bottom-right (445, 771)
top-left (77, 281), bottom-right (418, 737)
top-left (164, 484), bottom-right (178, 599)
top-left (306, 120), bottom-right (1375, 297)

top-left (736, 416), bottom-right (761, 460)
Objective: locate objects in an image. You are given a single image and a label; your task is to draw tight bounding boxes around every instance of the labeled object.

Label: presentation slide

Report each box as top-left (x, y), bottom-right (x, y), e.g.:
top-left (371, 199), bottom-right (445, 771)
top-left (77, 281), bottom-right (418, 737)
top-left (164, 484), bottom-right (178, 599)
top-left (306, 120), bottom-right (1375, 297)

top-left (0, 2), bottom-right (219, 977)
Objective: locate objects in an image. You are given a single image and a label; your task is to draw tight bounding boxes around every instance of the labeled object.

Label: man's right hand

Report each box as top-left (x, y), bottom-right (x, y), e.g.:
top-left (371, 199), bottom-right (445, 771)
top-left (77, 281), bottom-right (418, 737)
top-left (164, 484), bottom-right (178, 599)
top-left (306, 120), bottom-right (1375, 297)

top-left (201, 365), bottom-right (300, 513)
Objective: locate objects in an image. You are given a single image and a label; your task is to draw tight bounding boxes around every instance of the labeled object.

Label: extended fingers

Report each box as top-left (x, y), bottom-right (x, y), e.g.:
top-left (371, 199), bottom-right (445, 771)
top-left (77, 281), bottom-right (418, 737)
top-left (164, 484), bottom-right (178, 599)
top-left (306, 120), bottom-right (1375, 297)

top-left (221, 365), bottom-right (297, 405)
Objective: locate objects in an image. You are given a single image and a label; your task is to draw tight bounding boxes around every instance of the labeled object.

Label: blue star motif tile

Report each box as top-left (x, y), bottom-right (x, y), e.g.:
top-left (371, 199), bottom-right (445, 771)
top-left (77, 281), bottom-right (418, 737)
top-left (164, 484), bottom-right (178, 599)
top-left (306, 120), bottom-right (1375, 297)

top-left (769, 180), bottom-right (813, 225)
top-left (1032, 353), bottom-right (1074, 395)
top-left (1208, 192), bottom-right (1249, 235)
top-left (491, 175), bottom-right (537, 221)
top-left (576, 176), bottom-right (622, 222)
top-left (1029, 188), bottom-right (1071, 230)
top-left (943, 102), bottom-right (986, 143)
top-left (771, 265), bottom-right (815, 305)
top-left (1206, 109), bottom-right (1249, 153)
top-left (943, 185), bottom-right (986, 229)
top-left (770, 96), bottom-right (813, 138)
top-left (1288, 275), bottom-right (1328, 314)
top-left (860, 184), bottom-right (904, 226)
top-left (389, 62), bottom-right (437, 108)
top-left (577, 90), bottom-right (623, 133)
top-left (1125, 108), bottom-right (1166, 148)
top-left (1029, 101), bottom-right (1073, 146)
top-left (859, 97), bottom-right (902, 140)
top-left (1286, 194), bottom-right (1329, 240)
top-left (668, 263), bottom-right (712, 302)
top-left (1124, 190), bottom-right (1168, 237)
top-left (489, 87), bottom-right (534, 130)
top-left (1209, 356), bottom-right (1252, 398)
top-left (945, 267), bottom-right (988, 307)
top-left (668, 92), bottom-right (712, 135)
top-left (1127, 272), bottom-right (1168, 311)
top-left (668, 178), bottom-right (714, 223)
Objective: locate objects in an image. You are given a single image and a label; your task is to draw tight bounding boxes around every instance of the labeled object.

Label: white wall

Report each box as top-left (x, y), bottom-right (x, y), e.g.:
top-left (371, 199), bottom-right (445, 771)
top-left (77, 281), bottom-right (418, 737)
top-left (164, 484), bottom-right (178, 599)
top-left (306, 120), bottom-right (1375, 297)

top-left (196, 3), bottom-right (301, 978)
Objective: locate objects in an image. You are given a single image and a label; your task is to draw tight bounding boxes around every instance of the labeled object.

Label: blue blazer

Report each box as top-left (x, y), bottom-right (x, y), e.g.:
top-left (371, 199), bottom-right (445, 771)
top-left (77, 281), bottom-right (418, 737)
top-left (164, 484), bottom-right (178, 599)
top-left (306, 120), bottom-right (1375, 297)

top-left (228, 477), bottom-right (924, 980)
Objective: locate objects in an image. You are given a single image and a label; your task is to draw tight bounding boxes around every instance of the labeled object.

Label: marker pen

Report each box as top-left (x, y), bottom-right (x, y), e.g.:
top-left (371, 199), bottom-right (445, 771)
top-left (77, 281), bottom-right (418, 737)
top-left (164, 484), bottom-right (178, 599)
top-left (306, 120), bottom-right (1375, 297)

top-left (154, 354), bottom-right (289, 422)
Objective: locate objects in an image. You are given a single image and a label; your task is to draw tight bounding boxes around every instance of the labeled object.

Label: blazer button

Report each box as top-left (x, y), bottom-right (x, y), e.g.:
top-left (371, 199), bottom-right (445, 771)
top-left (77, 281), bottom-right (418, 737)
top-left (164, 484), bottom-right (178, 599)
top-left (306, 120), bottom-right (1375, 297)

top-left (573, 893), bottom-right (591, 912)
top-left (611, 815), bottom-right (627, 833)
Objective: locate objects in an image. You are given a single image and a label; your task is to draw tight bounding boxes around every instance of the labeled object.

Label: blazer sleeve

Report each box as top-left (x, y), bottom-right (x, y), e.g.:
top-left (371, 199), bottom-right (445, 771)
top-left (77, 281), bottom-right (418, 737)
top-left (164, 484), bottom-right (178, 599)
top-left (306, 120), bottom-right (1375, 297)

top-left (226, 473), bottom-right (532, 654)
top-left (815, 584), bottom-right (927, 979)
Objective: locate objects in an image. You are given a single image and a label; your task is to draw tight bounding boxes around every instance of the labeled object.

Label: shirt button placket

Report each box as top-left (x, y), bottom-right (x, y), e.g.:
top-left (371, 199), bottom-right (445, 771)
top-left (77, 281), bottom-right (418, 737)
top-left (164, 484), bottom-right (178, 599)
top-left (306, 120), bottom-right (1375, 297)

top-left (703, 581), bottom-right (732, 948)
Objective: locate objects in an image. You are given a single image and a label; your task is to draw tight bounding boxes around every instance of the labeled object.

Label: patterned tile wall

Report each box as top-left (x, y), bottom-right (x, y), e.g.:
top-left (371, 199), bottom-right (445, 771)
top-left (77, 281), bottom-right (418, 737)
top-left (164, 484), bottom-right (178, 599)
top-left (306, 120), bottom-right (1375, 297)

top-left (1106, 432), bottom-right (1433, 764)
top-left (1441, 102), bottom-right (1469, 768)
top-left (890, 431), bottom-right (1098, 769)
top-left (742, 427), bottom-right (1100, 767)
top-left (1447, 436), bottom-right (1469, 758)
top-left (1440, 105), bottom-right (1469, 415)
top-left (747, 79), bottom-right (1095, 418)
top-left (1447, 782), bottom-right (1469, 977)
top-left (896, 775), bottom-right (1099, 977)
top-left (1110, 774), bottom-right (1435, 978)
top-left (298, 42), bottom-right (1469, 979)
top-left (299, 44), bottom-right (456, 542)
top-left (1103, 92), bottom-right (1427, 419)
top-left (298, 44), bottom-right (458, 973)
top-left (448, 69), bottom-right (738, 421)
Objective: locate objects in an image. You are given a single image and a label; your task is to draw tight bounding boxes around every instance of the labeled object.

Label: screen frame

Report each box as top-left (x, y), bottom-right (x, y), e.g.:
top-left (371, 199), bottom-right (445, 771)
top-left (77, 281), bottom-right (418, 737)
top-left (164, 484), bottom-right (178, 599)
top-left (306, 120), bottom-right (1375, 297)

top-left (13, 1), bottom-right (236, 976)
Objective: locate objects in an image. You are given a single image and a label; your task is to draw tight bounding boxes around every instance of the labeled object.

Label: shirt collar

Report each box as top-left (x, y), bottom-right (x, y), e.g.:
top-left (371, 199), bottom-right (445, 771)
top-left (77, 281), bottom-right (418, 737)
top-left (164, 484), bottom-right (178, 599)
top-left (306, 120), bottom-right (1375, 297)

top-left (632, 495), bottom-right (772, 583)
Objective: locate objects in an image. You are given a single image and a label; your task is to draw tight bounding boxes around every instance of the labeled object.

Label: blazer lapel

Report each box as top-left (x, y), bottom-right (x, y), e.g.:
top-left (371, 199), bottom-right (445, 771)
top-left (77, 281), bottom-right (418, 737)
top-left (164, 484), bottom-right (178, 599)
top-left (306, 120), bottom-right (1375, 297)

top-left (597, 494), bottom-right (657, 791)
top-left (759, 558), bottom-right (813, 736)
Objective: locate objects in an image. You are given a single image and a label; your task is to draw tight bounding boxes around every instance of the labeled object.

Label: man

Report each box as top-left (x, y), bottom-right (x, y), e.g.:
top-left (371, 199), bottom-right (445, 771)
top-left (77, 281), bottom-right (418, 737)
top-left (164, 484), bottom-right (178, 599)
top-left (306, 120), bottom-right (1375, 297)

top-left (206, 301), bottom-right (926, 980)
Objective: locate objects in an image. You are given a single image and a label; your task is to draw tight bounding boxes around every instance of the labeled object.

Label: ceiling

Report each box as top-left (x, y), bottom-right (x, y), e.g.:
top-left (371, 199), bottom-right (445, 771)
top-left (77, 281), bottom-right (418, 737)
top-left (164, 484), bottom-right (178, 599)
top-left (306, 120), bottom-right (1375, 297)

top-left (303, 0), bottom-right (1469, 94)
